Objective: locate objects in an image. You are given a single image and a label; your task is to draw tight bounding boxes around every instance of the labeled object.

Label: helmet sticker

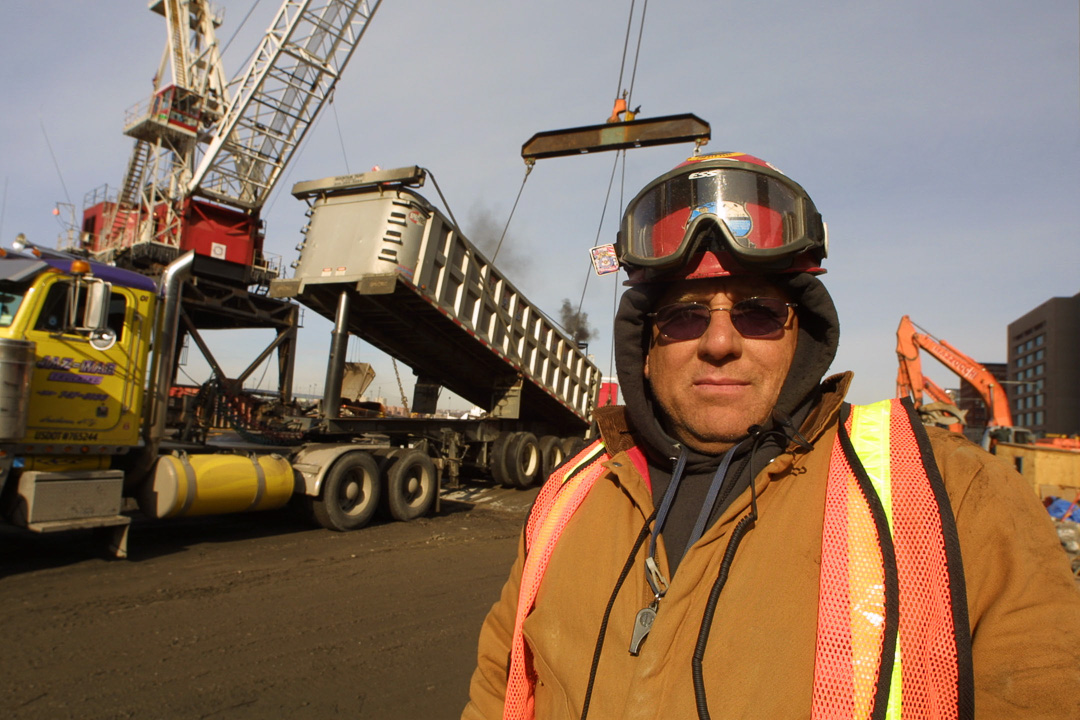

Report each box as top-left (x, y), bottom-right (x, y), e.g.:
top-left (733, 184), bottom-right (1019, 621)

top-left (687, 202), bottom-right (714, 224)
top-left (720, 201), bottom-right (752, 237)
top-left (687, 201), bottom-right (753, 238)
top-left (687, 169), bottom-right (722, 180)
top-left (590, 244), bottom-right (620, 275)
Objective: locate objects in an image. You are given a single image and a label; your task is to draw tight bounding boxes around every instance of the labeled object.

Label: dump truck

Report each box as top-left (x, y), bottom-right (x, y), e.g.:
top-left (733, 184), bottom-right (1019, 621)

top-left (0, 165), bottom-right (601, 554)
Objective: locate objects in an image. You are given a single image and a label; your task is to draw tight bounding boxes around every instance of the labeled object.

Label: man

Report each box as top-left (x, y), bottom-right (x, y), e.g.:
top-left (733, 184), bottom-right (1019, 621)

top-left (463, 152), bottom-right (1080, 719)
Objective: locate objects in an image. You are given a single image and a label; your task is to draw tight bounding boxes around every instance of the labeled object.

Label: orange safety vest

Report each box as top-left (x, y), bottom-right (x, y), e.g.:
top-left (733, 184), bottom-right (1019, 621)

top-left (503, 399), bottom-right (973, 720)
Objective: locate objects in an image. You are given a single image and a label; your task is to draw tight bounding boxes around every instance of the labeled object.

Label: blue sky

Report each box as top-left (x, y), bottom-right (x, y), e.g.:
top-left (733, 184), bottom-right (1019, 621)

top-left (2, 0), bottom-right (1077, 407)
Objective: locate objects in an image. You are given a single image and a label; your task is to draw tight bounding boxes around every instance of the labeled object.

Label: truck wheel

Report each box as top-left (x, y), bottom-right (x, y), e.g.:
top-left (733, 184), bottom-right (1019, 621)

top-left (539, 435), bottom-right (564, 480)
top-left (311, 452), bottom-right (381, 531)
top-left (560, 436), bottom-right (586, 460)
top-left (506, 432), bottom-right (541, 489)
top-left (384, 449), bottom-right (437, 521)
top-left (491, 432), bottom-right (514, 488)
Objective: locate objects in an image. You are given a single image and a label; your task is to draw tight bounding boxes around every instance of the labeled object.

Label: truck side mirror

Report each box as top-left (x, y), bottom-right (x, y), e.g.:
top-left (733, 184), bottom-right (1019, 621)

top-left (83, 280), bottom-right (117, 350)
top-left (83, 280), bottom-right (113, 331)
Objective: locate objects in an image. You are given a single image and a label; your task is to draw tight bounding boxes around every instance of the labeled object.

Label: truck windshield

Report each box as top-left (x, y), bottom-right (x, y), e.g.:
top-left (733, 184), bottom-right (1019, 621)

top-left (0, 280), bottom-right (30, 327)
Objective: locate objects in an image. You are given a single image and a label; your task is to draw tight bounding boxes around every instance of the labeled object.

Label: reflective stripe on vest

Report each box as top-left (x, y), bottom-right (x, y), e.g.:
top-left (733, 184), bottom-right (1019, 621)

top-left (503, 440), bottom-right (610, 720)
top-left (504, 399), bottom-right (973, 720)
top-left (813, 398), bottom-right (973, 720)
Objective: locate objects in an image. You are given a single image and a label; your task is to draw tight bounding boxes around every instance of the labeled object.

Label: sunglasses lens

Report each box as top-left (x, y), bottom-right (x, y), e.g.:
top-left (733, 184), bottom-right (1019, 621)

top-left (654, 304), bottom-right (711, 341)
top-left (729, 298), bottom-right (790, 337)
top-left (653, 298), bottom-right (791, 340)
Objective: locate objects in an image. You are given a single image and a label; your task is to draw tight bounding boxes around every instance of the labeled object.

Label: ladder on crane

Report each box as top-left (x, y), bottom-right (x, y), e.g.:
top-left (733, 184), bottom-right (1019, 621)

top-left (83, 0), bottom-right (382, 273)
top-left (74, 0), bottom-right (388, 421)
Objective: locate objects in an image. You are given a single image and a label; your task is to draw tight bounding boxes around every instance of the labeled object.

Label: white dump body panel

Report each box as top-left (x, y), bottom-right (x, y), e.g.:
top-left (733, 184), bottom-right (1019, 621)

top-left (274, 174), bottom-right (599, 430)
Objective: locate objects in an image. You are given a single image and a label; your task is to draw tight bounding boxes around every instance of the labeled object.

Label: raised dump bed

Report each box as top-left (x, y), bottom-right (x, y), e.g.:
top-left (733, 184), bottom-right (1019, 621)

top-left (271, 166), bottom-right (599, 434)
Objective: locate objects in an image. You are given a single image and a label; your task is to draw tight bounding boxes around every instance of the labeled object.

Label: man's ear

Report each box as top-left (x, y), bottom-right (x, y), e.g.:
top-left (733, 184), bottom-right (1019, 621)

top-left (643, 351), bottom-right (650, 381)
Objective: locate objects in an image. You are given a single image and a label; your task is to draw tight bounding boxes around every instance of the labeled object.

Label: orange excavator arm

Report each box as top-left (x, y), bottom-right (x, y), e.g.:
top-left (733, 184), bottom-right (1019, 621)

top-left (896, 315), bottom-right (926, 406)
top-left (922, 375), bottom-right (954, 406)
top-left (895, 315), bottom-right (1012, 428)
top-left (922, 375), bottom-right (966, 433)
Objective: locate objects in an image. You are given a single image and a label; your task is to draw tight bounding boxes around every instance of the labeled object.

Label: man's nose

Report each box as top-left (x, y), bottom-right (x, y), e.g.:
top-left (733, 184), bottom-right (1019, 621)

top-left (696, 308), bottom-right (742, 360)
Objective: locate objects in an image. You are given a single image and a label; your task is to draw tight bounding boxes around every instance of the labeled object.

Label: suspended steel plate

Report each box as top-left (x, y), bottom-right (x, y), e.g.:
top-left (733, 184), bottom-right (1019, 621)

top-left (521, 113), bottom-right (710, 161)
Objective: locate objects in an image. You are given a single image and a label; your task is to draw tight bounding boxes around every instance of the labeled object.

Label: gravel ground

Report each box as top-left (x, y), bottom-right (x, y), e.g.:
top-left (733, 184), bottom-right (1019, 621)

top-left (0, 484), bottom-right (537, 720)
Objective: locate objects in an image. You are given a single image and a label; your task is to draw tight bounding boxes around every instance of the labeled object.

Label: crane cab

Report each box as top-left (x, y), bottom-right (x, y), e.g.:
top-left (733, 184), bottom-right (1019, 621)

top-left (124, 84), bottom-right (204, 144)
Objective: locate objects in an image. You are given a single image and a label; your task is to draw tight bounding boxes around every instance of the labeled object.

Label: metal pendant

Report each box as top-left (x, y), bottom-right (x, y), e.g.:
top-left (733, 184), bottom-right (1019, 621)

top-left (629, 601), bottom-right (658, 656)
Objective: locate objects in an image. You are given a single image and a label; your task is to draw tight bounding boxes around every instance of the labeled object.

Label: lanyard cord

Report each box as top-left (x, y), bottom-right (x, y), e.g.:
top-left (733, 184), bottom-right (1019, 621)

top-left (692, 503), bottom-right (758, 720)
top-left (685, 440), bottom-right (746, 558)
top-left (692, 424), bottom-right (787, 719)
top-left (581, 437), bottom-right (753, 719)
top-left (645, 447), bottom-right (687, 596)
top-left (647, 440), bottom-right (746, 597)
top-left (580, 507), bottom-right (658, 720)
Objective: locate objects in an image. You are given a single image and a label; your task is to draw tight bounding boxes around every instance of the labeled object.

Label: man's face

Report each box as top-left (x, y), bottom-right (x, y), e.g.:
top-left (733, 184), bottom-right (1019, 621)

top-left (643, 275), bottom-right (798, 454)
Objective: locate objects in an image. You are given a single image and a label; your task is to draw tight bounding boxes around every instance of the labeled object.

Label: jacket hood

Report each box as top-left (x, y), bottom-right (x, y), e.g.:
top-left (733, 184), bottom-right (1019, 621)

top-left (613, 273), bottom-right (840, 464)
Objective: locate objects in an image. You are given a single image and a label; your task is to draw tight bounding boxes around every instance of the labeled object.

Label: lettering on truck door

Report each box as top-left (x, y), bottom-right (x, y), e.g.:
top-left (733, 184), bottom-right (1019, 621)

top-left (24, 277), bottom-right (145, 447)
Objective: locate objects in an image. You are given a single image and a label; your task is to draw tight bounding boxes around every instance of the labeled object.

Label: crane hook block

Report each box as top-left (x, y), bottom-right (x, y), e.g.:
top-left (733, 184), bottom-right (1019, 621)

top-left (607, 98), bottom-right (628, 124)
top-left (521, 113), bottom-right (711, 162)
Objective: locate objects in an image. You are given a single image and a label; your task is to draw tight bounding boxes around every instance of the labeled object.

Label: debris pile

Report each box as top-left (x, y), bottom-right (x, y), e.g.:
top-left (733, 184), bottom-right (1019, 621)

top-left (1054, 520), bottom-right (1080, 581)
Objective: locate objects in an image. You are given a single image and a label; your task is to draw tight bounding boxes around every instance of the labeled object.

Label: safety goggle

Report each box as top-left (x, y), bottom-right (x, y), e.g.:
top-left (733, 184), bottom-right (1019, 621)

top-left (618, 161), bottom-right (826, 271)
top-left (648, 297), bottom-right (796, 341)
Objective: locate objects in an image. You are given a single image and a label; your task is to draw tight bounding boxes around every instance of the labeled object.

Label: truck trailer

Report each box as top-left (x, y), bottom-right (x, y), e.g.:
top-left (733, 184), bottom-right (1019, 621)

top-left (0, 166), bottom-right (601, 554)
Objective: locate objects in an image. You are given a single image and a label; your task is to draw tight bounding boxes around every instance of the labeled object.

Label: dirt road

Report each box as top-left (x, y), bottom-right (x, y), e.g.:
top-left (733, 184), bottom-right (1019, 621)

top-left (0, 484), bottom-right (535, 720)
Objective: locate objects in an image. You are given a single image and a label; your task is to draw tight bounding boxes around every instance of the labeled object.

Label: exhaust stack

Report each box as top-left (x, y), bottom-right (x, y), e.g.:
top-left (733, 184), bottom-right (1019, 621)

top-left (146, 251), bottom-right (195, 449)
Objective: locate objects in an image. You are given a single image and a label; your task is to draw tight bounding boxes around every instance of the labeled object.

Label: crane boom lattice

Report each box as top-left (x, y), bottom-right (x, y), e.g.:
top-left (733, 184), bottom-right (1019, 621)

top-left (189, 0), bottom-right (383, 210)
top-left (80, 0), bottom-right (381, 282)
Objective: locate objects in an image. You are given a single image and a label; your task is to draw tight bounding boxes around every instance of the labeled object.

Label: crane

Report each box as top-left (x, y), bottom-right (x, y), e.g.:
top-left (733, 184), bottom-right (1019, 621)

top-left (895, 315), bottom-right (1031, 446)
top-left (69, 0), bottom-right (384, 432)
top-left (81, 0), bottom-right (383, 284)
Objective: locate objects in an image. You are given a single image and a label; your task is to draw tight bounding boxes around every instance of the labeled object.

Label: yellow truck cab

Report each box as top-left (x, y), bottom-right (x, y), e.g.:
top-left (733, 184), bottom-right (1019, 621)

top-left (0, 249), bottom-right (158, 551)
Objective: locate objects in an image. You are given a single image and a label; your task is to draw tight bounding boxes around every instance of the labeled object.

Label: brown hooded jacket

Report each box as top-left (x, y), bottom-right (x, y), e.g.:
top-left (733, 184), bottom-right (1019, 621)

top-left (463, 373), bottom-right (1080, 719)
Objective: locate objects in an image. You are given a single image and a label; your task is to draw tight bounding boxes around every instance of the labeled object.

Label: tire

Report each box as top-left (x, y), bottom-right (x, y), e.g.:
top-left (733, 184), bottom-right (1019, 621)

top-left (384, 448), bottom-right (437, 521)
top-left (311, 452), bottom-right (381, 531)
top-left (560, 436), bottom-right (586, 460)
top-left (490, 432), bottom-right (514, 488)
top-left (506, 432), bottom-right (541, 489)
top-left (370, 447), bottom-right (402, 520)
top-left (538, 435), bottom-right (564, 480)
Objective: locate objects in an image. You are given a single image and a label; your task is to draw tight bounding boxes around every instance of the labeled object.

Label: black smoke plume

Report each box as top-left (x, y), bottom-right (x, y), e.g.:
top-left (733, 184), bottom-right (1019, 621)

top-left (560, 299), bottom-right (593, 344)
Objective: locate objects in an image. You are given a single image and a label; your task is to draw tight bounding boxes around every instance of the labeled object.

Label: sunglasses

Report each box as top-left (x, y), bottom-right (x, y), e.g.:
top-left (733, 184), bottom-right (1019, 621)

top-left (648, 297), bottom-right (796, 341)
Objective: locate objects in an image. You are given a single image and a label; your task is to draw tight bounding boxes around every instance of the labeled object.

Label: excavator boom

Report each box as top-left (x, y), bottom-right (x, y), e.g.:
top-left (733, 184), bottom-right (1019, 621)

top-left (896, 315), bottom-right (1013, 429)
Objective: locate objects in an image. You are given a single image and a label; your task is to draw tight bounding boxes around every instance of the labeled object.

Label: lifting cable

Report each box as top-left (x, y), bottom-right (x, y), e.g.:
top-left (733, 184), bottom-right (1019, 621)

top-left (609, 157), bottom-right (630, 381)
top-left (490, 163), bottom-right (533, 265)
top-left (498, 0), bottom-right (649, 271)
top-left (331, 94), bottom-right (351, 174)
top-left (487, 0), bottom-right (658, 365)
top-left (613, 0), bottom-right (649, 116)
top-left (574, 150), bottom-right (625, 317)
top-left (570, 0), bottom-right (650, 379)
top-left (220, 0), bottom-right (266, 63)
top-left (628, 1), bottom-right (649, 106)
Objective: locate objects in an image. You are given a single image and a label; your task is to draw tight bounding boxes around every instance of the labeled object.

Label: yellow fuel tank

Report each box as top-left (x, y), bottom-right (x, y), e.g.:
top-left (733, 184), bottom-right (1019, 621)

top-left (139, 453), bottom-right (296, 519)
